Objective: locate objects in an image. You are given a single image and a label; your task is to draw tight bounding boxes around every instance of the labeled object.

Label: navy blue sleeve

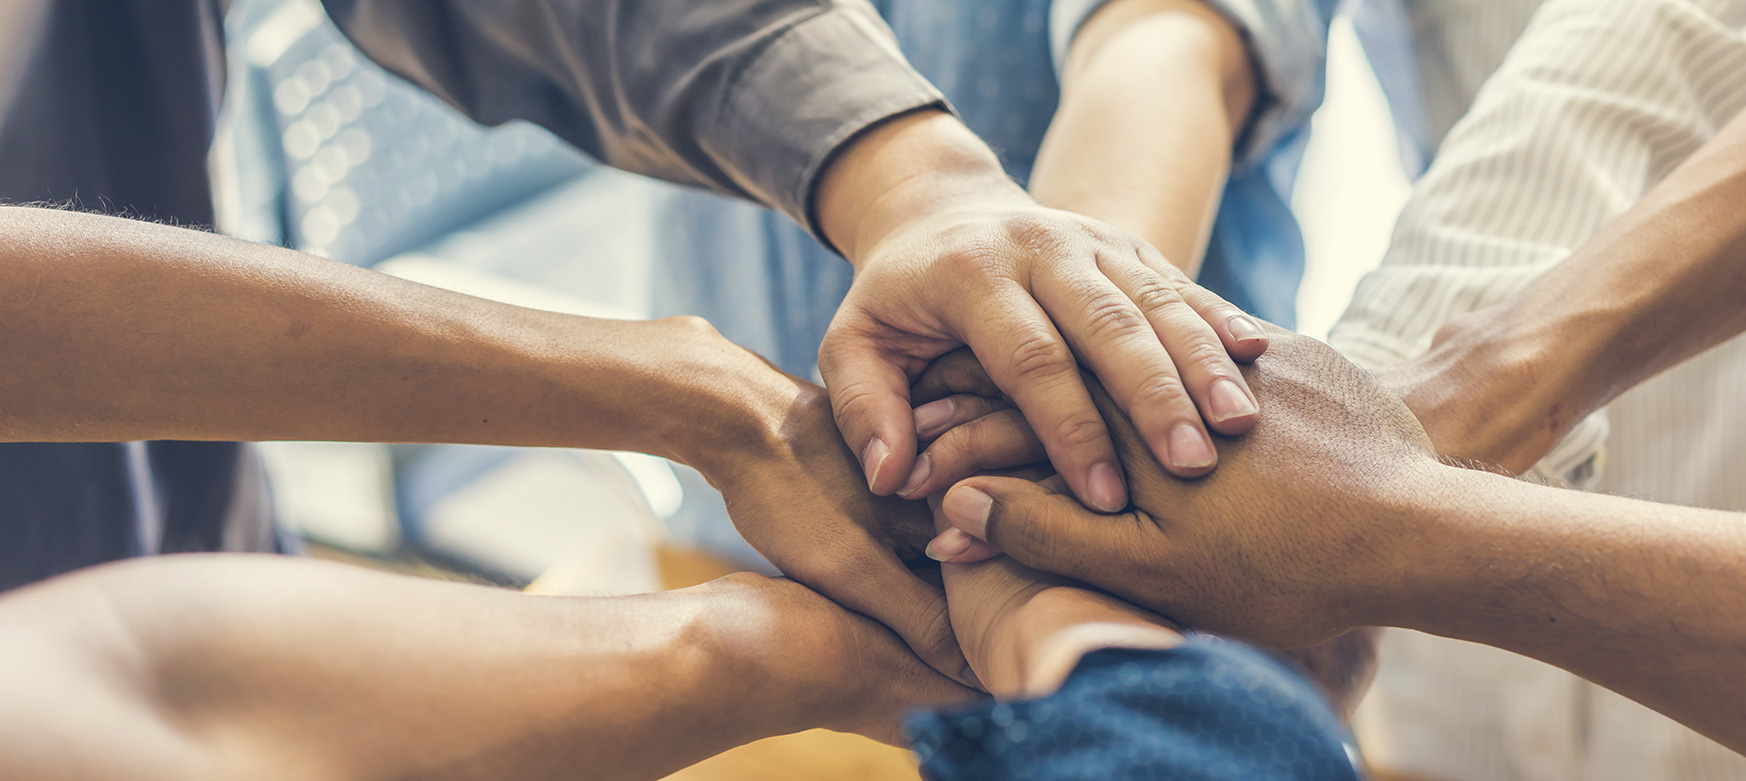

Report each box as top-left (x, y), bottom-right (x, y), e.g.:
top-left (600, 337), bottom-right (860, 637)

top-left (904, 638), bottom-right (1359, 781)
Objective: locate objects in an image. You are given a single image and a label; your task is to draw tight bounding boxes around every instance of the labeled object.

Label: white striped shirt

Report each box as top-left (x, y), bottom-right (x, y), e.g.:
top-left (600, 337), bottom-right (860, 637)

top-left (1330, 1), bottom-right (1746, 778)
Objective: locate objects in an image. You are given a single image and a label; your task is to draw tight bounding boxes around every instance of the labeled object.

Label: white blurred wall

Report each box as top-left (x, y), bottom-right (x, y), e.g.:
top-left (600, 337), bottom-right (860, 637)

top-left (1292, 19), bottom-right (1412, 341)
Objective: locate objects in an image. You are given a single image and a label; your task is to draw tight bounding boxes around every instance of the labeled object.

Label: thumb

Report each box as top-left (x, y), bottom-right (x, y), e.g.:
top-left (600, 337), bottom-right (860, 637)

top-left (939, 475), bottom-right (1120, 583)
top-left (819, 330), bottom-right (921, 496)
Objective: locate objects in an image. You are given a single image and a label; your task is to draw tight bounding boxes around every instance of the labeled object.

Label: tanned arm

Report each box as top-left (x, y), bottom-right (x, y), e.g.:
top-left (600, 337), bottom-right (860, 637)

top-left (1385, 468), bottom-right (1746, 754)
top-left (0, 205), bottom-right (981, 683)
top-left (0, 555), bottom-right (969, 780)
top-left (0, 205), bottom-right (773, 465)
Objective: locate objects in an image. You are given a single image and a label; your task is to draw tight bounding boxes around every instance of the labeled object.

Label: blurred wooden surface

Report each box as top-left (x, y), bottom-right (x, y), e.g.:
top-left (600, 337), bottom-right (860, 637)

top-left (530, 545), bottom-right (923, 781)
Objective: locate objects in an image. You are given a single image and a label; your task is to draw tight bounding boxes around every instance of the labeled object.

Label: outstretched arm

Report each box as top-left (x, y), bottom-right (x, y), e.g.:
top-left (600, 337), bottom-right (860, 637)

top-left (0, 555), bottom-right (970, 781)
top-left (0, 204), bottom-right (973, 685)
top-left (929, 328), bottom-right (1746, 754)
top-left (1379, 104), bottom-right (1746, 474)
top-left (1384, 466), bottom-right (1746, 755)
top-left (0, 206), bottom-right (775, 462)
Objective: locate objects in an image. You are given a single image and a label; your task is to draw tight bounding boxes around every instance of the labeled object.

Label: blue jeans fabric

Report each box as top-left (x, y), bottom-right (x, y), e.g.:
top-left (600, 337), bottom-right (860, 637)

top-left (906, 639), bottom-right (1359, 781)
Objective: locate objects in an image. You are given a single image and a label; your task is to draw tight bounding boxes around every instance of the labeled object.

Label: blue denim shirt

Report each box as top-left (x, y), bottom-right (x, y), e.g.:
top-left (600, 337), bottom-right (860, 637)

top-left (654, 0), bottom-right (1344, 379)
top-left (906, 639), bottom-right (1360, 780)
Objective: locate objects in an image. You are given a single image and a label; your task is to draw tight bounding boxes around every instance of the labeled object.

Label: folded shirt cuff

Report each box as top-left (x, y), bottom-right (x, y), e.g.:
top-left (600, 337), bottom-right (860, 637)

top-left (1049, 0), bottom-right (1333, 170)
top-left (716, 4), bottom-right (949, 244)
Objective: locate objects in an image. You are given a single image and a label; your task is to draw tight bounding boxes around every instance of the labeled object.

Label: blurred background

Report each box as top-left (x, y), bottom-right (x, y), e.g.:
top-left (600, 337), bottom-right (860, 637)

top-left (212, 0), bottom-right (1410, 591)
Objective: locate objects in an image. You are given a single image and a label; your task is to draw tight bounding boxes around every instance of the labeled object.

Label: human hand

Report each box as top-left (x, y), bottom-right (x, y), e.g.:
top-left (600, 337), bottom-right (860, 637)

top-left (671, 325), bottom-right (975, 685)
top-left (1373, 307), bottom-right (1594, 476)
top-left (932, 326), bottom-right (1442, 648)
top-left (934, 551), bottom-right (1183, 700)
top-left (814, 111), bottom-right (1267, 518)
top-left (689, 573), bottom-right (977, 744)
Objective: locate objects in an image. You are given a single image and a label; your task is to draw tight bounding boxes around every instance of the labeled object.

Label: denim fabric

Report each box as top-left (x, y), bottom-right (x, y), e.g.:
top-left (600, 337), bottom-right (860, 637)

top-left (906, 640), bottom-right (1359, 781)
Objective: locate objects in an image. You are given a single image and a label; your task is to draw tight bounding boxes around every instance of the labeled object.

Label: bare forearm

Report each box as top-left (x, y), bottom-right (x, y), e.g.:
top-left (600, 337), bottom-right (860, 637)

top-left (0, 556), bottom-right (821, 780)
top-left (1441, 109), bottom-right (1746, 418)
top-left (0, 207), bottom-right (786, 471)
top-left (1028, 0), bottom-right (1254, 272)
top-left (1389, 468), bottom-right (1746, 753)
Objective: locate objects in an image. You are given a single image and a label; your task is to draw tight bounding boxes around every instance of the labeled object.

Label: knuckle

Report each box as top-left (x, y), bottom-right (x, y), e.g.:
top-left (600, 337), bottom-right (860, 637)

top-left (1047, 412), bottom-right (1110, 452)
top-left (1000, 212), bottom-right (1065, 248)
top-left (1126, 275), bottom-right (1188, 314)
top-left (942, 243), bottom-right (1012, 280)
top-left (1080, 293), bottom-right (1150, 343)
top-left (1007, 331), bottom-right (1076, 383)
top-left (828, 381), bottom-right (884, 431)
top-left (1129, 375), bottom-right (1194, 413)
top-left (925, 429), bottom-right (977, 472)
top-left (1000, 497), bottom-right (1081, 570)
top-left (1179, 339), bottom-right (1236, 373)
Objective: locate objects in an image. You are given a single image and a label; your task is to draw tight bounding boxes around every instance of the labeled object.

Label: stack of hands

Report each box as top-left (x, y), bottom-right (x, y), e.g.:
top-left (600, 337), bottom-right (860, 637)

top-left (703, 315), bottom-right (1485, 742)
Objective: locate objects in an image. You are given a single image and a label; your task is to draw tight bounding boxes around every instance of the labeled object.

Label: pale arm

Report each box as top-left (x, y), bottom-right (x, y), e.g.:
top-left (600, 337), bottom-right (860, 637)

top-left (1027, 0), bottom-right (1257, 272)
top-left (0, 555), bottom-right (968, 781)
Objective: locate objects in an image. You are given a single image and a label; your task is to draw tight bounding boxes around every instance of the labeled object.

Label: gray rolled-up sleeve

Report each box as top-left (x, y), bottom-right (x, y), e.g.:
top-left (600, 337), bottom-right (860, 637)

top-left (321, 0), bottom-right (947, 238)
top-left (1049, 0), bottom-right (1336, 169)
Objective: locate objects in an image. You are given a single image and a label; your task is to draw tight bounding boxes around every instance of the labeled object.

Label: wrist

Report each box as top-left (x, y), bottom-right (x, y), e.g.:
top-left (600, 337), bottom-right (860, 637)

top-left (617, 317), bottom-right (803, 478)
top-left (814, 109), bottom-right (1027, 265)
top-left (1356, 464), bottom-right (1521, 633)
top-left (973, 583), bottom-right (1181, 699)
top-left (686, 584), bottom-right (848, 738)
top-left (1397, 304), bottom-right (1608, 471)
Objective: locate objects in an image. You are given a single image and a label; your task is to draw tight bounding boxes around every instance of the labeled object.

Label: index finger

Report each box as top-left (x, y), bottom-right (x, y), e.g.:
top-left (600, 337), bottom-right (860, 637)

top-left (957, 287), bottom-right (1129, 513)
top-left (818, 319), bottom-right (925, 496)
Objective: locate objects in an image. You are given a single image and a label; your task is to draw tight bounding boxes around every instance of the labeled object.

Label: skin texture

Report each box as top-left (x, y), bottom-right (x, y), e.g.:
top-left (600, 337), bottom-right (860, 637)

top-left (888, 3), bottom-right (1264, 502)
top-left (929, 326), bottom-right (1746, 753)
top-left (940, 553), bottom-right (1185, 701)
top-left (1029, 0), bottom-right (1256, 275)
top-left (0, 205), bottom-right (968, 685)
top-left (1376, 105), bottom-right (1746, 474)
top-left (814, 109), bottom-right (1267, 518)
top-left (0, 556), bottom-right (974, 781)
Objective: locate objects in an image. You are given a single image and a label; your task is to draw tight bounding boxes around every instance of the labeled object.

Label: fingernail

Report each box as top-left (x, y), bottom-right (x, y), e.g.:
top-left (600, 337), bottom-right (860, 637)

top-left (924, 528), bottom-right (975, 561)
top-left (1086, 462), bottom-right (1126, 512)
top-left (1208, 378), bottom-right (1258, 423)
top-left (913, 398), bottom-right (955, 437)
top-left (862, 437), bottom-right (891, 491)
top-left (897, 453), bottom-right (932, 498)
top-left (1228, 315), bottom-right (1266, 343)
top-left (942, 487), bottom-right (993, 539)
top-left (1168, 423), bottom-right (1217, 470)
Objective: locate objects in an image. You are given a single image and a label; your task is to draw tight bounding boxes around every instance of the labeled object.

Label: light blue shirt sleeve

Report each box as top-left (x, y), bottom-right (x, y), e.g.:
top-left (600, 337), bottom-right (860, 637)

top-left (1049, 0), bottom-right (1339, 169)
